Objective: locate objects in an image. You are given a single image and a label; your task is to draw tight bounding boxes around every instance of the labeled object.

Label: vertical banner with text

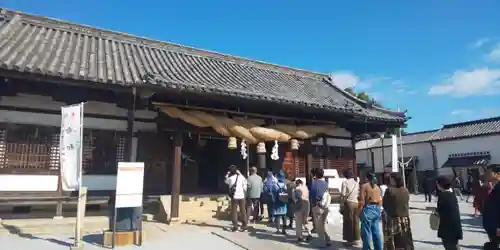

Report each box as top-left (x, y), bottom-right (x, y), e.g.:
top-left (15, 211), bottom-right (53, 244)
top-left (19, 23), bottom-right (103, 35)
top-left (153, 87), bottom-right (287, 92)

top-left (60, 103), bottom-right (84, 190)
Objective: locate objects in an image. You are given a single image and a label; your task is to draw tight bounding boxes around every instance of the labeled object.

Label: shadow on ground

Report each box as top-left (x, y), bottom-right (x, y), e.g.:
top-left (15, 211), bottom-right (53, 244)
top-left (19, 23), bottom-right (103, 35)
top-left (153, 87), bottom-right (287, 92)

top-left (185, 221), bottom-right (360, 250)
top-left (1, 224), bottom-right (73, 247)
top-left (415, 240), bottom-right (483, 250)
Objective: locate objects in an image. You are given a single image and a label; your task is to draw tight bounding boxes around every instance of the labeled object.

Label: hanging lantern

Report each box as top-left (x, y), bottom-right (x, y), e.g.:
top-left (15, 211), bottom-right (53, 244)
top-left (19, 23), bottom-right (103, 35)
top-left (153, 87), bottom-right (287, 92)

top-left (240, 140), bottom-right (248, 159)
top-left (228, 137), bottom-right (237, 149)
top-left (257, 142), bottom-right (266, 153)
top-left (271, 140), bottom-right (279, 160)
top-left (290, 139), bottom-right (299, 151)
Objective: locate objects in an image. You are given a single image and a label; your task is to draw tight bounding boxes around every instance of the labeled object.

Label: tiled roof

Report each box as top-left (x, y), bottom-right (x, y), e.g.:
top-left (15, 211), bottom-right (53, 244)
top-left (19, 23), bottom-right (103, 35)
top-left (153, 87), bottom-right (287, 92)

top-left (0, 9), bottom-right (405, 122)
top-left (355, 130), bottom-right (439, 150)
top-left (356, 116), bottom-right (500, 150)
top-left (442, 155), bottom-right (491, 168)
top-left (432, 116), bottom-right (500, 140)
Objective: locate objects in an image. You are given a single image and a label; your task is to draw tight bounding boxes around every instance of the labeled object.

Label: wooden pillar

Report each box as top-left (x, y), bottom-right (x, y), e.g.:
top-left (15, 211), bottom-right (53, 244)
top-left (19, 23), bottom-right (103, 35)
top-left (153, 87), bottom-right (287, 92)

top-left (257, 142), bottom-right (266, 171)
top-left (170, 132), bottom-right (183, 221)
top-left (305, 139), bottom-right (313, 187)
top-left (55, 166), bottom-right (63, 218)
top-left (125, 87), bottom-right (136, 162)
top-left (322, 136), bottom-right (328, 169)
top-left (55, 117), bottom-right (63, 217)
top-left (125, 109), bottom-right (135, 162)
top-left (351, 136), bottom-right (358, 177)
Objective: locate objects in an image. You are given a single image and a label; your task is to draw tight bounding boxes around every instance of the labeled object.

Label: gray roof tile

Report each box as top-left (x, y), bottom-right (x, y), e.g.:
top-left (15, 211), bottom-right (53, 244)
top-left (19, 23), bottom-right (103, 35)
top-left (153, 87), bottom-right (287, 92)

top-left (433, 116), bottom-right (500, 140)
top-left (0, 9), bottom-right (405, 122)
top-left (356, 116), bottom-right (500, 149)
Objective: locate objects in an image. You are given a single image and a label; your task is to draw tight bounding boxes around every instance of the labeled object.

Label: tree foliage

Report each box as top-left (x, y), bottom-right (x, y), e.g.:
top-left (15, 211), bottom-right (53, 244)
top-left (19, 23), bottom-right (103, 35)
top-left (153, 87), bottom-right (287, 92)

top-left (344, 87), bottom-right (383, 108)
top-left (345, 87), bottom-right (406, 138)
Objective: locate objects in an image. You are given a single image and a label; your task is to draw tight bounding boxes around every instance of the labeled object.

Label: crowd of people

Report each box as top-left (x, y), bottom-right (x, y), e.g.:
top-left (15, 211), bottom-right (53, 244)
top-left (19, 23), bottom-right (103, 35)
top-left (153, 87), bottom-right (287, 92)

top-left (224, 164), bottom-right (500, 249)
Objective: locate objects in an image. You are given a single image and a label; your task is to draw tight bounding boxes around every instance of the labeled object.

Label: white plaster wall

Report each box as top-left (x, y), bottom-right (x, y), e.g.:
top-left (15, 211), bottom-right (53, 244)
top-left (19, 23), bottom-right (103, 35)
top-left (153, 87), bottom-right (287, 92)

top-left (0, 94), bottom-right (157, 131)
top-left (0, 94), bottom-right (153, 192)
top-left (434, 135), bottom-right (500, 176)
top-left (356, 142), bottom-right (434, 173)
top-left (0, 175), bottom-right (58, 191)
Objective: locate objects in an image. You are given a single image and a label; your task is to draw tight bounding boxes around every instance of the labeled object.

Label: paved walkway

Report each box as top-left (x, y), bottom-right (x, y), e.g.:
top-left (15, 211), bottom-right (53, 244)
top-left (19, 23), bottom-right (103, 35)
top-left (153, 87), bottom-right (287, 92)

top-left (0, 195), bottom-right (490, 249)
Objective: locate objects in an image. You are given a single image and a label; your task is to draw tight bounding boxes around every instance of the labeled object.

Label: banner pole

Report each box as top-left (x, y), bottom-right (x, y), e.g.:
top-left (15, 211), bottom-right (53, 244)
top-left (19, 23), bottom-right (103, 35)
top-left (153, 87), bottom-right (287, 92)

top-left (72, 103), bottom-right (85, 250)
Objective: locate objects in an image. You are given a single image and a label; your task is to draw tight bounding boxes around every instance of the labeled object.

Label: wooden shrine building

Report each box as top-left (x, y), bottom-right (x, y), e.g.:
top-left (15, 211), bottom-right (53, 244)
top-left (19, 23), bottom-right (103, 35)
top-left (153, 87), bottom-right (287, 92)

top-left (0, 9), bottom-right (406, 219)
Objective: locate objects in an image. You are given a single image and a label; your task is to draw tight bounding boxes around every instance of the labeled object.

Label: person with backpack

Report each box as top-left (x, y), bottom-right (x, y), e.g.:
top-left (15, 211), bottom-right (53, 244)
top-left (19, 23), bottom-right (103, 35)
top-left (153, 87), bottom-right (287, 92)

top-left (310, 168), bottom-right (332, 248)
top-left (263, 171), bottom-right (277, 225)
top-left (293, 179), bottom-right (313, 242)
top-left (224, 165), bottom-right (248, 232)
top-left (285, 176), bottom-right (297, 229)
top-left (270, 171), bottom-right (289, 234)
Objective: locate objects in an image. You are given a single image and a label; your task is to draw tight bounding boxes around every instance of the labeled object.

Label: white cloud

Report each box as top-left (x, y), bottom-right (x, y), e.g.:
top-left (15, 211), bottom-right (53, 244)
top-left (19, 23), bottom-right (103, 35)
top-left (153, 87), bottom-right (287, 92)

top-left (329, 72), bottom-right (360, 89)
top-left (487, 43), bottom-right (500, 62)
top-left (470, 38), bottom-right (490, 49)
top-left (450, 109), bottom-right (471, 116)
top-left (329, 72), bottom-right (394, 91)
top-left (396, 88), bottom-right (418, 95)
top-left (428, 68), bottom-right (500, 96)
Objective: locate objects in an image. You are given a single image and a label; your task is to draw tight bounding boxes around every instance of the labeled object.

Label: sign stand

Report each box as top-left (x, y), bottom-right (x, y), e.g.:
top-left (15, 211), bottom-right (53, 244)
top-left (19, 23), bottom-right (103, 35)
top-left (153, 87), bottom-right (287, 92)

top-left (111, 162), bottom-right (145, 249)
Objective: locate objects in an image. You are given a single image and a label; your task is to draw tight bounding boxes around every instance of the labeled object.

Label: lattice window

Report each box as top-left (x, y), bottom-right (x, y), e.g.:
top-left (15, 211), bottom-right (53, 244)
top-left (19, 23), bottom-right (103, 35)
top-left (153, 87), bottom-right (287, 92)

top-left (295, 155), bottom-right (306, 178)
top-left (82, 129), bottom-right (127, 175)
top-left (49, 132), bottom-right (60, 170)
top-left (116, 134), bottom-right (126, 163)
top-left (0, 124), bottom-right (58, 174)
top-left (0, 128), bottom-right (6, 169)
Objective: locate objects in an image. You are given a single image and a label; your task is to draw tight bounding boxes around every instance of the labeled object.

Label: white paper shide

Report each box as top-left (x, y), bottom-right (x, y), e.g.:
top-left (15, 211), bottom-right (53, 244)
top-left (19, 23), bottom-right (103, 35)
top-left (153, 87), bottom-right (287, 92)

top-left (60, 104), bottom-right (84, 190)
top-left (115, 162), bottom-right (145, 208)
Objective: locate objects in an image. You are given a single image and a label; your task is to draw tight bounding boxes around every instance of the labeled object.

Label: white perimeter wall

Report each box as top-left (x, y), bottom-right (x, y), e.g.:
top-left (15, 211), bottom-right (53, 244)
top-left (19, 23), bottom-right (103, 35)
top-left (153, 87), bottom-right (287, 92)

top-left (356, 142), bottom-right (435, 173)
top-left (0, 94), bottom-right (156, 192)
top-left (434, 134), bottom-right (500, 176)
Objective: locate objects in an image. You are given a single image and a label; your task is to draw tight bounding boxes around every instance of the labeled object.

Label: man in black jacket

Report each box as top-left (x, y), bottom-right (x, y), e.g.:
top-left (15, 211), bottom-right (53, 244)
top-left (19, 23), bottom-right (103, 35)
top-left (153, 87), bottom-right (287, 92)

top-left (483, 164), bottom-right (500, 248)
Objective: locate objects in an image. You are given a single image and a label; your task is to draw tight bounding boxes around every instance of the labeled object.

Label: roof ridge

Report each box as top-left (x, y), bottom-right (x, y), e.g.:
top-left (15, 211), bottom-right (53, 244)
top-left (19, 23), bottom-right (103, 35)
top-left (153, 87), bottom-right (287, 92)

top-left (404, 129), bottom-right (440, 135)
top-left (443, 115), bottom-right (500, 129)
top-left (0, 8), bottom-right (328, 81)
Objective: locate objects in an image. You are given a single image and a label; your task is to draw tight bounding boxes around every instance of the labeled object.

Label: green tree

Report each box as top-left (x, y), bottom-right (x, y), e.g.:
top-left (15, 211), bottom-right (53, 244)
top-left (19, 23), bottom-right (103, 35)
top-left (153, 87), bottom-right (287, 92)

top-left (344, 88), bottom-right (405, 137)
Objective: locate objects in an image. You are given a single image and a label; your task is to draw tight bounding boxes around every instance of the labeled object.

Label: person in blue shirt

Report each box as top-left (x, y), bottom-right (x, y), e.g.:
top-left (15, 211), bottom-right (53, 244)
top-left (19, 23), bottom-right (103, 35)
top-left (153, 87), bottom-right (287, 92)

top-left (309, 168), bottom-right (332, 248)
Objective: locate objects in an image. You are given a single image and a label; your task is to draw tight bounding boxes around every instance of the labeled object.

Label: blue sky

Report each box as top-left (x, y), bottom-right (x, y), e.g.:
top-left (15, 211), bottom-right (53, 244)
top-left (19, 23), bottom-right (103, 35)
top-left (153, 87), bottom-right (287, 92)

top-left (2, 0), bottom-right (500, 132)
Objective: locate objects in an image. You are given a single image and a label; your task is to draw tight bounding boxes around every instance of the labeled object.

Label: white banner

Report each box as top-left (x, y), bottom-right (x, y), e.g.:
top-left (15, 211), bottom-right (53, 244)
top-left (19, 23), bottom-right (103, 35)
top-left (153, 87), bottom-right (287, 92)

top-left (60, 103), bottom-right (84, 190)
top-left (115, 162), bottom-right (145, 208)
top-left (391, 135), bottom-right (399, 172)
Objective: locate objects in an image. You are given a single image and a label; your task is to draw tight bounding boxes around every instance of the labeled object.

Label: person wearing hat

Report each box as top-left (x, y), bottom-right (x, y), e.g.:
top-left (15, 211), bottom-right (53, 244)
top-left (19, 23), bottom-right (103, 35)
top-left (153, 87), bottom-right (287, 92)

top-left (246, 166), bottom-right (263, 223)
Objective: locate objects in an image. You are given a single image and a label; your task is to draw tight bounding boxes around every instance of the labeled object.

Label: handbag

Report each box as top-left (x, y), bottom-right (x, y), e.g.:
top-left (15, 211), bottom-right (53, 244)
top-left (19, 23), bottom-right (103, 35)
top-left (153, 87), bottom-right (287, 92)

top-left (339, 182), bottom-right (356, 214)
top-left (229, 174), bottom-right (239, 198)
top-left (429, 210), bottom-right (439, 231)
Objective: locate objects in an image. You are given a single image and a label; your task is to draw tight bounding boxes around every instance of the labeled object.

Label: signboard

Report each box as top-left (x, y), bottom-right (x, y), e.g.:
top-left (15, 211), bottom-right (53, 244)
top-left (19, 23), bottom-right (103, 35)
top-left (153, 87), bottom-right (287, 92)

top-left (391, 135), bottom-right (399, 172)
top-left (115, 162), bottom-right (145, 208)
top-left (60, 103), bottom-right (84, 190)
